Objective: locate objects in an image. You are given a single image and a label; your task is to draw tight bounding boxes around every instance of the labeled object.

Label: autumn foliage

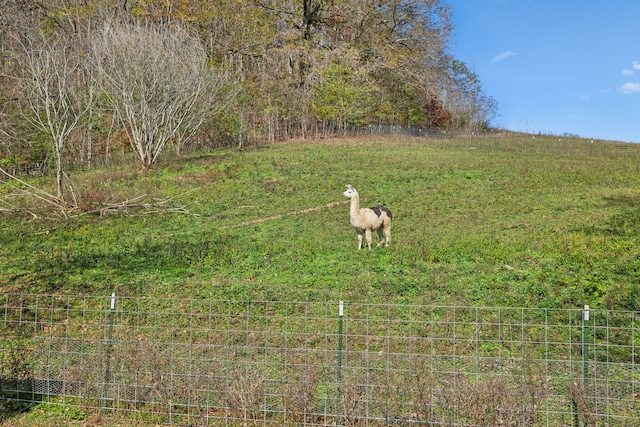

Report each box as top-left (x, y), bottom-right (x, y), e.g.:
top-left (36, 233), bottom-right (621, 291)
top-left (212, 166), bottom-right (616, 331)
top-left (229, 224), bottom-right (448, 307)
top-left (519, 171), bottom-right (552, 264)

top-left (0, 0), bottom-right (497, 169)
top-left (424, 92), bottom-right (454, 129)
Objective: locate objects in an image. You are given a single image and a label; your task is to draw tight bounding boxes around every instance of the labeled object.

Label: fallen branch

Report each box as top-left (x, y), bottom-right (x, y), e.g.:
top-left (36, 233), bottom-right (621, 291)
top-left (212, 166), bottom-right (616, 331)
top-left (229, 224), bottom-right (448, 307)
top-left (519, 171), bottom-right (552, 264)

top-left (1, 167), bottom-right (67, 217)
top-left (1, 167), bottom-right (200, 219)
top-left (75, 190), bottom-right (200, 218)
top-left (0, 207), bottom-right (39, 220)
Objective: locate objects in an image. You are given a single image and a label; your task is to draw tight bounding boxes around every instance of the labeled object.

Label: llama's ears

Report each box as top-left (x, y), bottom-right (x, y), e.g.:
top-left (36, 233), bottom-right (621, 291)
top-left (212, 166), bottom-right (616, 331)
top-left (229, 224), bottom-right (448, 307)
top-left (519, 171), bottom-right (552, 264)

top-left (346, 184), bottom-right (353, 190)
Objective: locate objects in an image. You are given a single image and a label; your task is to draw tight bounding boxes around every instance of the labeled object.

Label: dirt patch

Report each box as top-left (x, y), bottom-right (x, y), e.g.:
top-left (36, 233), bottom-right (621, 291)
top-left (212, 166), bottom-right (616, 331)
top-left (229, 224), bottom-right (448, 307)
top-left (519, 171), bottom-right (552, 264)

top-left (220, 200), bottom-right (349, 229)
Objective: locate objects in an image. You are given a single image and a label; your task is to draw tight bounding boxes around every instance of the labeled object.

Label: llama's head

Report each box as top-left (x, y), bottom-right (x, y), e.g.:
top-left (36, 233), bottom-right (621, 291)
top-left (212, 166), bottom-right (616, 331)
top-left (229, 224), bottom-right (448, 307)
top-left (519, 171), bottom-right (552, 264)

top-left (343, 184), bottom-right (358, 199)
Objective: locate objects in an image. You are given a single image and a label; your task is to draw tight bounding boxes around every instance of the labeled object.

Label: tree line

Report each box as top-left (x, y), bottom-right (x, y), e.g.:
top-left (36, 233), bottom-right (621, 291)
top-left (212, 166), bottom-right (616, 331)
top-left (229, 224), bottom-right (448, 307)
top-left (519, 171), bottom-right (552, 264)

top-left (0, 0), bottom-right (497, 182)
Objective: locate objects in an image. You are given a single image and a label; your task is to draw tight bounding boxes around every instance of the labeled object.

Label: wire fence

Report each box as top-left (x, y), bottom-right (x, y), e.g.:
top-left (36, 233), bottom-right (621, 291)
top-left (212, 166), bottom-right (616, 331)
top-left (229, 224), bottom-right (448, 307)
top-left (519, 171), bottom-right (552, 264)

top-left (1, 294), bottom-right (638, 426)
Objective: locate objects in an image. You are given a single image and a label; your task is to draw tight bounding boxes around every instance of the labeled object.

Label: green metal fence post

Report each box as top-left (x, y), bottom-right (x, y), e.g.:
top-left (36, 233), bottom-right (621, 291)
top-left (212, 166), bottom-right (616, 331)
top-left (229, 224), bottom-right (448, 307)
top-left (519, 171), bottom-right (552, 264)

top-left (336, 301), bottom-right (344, 426)
top-left (101, 292), bottom-right (116, 414)
top-left (582, 305), bottom-right (589, 427)
top-left (337, 301), bottom-right (344, 382)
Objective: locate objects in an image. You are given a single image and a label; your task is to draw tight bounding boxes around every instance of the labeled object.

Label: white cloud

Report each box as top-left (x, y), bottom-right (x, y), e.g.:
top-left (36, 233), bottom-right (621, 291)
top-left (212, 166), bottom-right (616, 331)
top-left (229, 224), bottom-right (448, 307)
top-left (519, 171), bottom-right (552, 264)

top-left (491, 51), bottom-right (516, 63)
top-left (617, 82), bottom-right (640, 94)
top-left (621, 61), bottom-right (640, 76)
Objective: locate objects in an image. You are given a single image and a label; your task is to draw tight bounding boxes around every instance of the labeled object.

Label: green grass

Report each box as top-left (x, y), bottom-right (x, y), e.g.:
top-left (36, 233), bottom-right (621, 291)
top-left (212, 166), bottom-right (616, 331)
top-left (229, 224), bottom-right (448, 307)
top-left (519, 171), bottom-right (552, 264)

top-left (2, 136), bottom-right (640, 310)
top-left (1, 135), bottom-right (640, 426)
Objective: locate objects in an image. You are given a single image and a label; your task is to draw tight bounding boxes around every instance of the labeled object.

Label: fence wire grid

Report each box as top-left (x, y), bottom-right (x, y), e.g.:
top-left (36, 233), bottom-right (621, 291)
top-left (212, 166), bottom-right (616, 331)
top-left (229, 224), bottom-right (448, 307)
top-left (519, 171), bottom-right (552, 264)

top-left (1, 294), bottom-right (638, 426)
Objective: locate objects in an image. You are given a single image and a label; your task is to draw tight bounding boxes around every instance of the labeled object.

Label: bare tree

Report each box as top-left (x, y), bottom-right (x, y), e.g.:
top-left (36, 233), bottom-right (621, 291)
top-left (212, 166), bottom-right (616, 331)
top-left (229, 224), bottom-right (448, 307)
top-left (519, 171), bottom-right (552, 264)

top-left (92, 21), bottom-right (231, 172)
top-left (18, 30), bottom-right (94, 200)
top-left (443, 59), bottom-right (498, 130)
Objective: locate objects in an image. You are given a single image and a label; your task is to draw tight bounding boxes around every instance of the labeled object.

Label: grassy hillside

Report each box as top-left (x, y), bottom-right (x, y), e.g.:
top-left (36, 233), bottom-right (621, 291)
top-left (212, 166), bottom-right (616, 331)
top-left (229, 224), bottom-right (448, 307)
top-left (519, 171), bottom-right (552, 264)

top-left (2, 136), bottom-right (640, 310)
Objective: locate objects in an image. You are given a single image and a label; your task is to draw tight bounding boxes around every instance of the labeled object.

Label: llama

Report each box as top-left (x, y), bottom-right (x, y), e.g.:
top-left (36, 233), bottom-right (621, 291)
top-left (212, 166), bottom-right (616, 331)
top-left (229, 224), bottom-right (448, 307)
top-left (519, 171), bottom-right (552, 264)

top-left (343, 184), bottom-right (392, 250)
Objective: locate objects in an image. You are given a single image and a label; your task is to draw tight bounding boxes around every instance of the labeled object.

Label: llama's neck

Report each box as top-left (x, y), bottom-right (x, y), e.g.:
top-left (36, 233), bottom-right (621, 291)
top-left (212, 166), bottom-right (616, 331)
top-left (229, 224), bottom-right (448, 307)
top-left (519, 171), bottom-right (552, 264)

top-left (349, 193), bottom-right (362, 223)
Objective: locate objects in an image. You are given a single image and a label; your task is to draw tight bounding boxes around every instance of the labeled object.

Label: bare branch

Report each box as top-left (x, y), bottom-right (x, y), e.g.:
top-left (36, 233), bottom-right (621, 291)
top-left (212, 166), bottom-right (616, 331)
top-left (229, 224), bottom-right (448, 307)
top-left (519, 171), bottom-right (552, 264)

top-left (0, 167), bottom-right (65, 207)
top-left (17, 29), bottom-right (95, 198)
top-left (75, 191), bottom-right (200, 218)
top-left (91, 21), bottom-right (233, 172)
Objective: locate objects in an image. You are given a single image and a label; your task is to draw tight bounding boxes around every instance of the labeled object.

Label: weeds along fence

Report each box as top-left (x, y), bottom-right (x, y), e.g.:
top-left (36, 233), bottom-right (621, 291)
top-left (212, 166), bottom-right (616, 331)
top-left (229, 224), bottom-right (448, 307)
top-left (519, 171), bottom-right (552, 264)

top-left (1, 294), bottom-right (638, 426)
top-left (4, 127), bottom-right (640, 178)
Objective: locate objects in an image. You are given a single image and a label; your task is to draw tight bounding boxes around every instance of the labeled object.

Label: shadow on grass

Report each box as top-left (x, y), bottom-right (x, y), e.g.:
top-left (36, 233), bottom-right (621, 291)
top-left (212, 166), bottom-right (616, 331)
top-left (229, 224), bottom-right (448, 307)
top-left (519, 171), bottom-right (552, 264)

top-left (579, 195), bottom-right (640, 237)
top-left (5, 232), bottom-right (225, 294)
top-left (0, 383), bottom-right (43, 424)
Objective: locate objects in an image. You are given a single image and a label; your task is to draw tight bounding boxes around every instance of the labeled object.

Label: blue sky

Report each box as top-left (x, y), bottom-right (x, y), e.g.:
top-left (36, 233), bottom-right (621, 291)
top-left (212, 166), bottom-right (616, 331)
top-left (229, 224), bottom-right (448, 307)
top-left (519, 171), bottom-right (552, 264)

top-left (447, 0), bottom-right (639, 142)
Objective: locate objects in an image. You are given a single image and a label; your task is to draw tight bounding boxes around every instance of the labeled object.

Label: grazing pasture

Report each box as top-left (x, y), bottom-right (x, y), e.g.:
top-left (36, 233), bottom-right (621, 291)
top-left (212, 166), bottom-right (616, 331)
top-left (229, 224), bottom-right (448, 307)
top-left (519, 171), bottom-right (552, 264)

top-left (2, 135), bottom-right (639, 310)
top-left (2, 134), bottom-right (640, 425)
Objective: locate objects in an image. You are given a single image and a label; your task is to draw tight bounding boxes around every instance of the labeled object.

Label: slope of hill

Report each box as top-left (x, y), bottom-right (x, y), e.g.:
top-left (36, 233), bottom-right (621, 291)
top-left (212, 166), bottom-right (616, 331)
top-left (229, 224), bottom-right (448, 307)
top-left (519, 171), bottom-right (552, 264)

top-left (1, 135), bottom-right (639, 310)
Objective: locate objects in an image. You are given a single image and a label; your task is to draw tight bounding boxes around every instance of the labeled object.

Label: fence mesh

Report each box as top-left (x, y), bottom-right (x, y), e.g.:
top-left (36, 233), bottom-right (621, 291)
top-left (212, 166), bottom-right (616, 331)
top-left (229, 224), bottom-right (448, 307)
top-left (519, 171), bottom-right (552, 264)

top-left (1, 294), bottom-right (638, 426)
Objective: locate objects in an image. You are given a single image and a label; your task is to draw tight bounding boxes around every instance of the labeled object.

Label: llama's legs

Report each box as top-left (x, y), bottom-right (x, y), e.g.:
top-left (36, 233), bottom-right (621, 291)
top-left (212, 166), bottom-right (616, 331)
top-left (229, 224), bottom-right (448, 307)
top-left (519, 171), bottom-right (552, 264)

top-left (376, 228), bottom-right (385, 246)
top-left (365, 229), bottom-right (373, 250)
top-left (357, 231), bottom-right (364, 250)
top-left (384, 225), bottom-right (391, 247)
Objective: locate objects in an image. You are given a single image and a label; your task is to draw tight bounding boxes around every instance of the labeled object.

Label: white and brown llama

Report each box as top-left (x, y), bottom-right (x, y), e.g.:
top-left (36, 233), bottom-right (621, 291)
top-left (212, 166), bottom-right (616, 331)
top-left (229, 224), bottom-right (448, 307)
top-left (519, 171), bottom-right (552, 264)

top-left (343, 184), bottom-right (392, 250)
